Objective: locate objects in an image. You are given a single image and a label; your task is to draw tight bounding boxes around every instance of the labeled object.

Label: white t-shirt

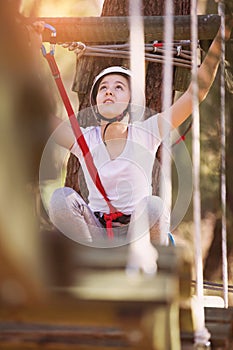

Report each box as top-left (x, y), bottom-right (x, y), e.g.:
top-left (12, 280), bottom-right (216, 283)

top-left (70, 114), bottom-right (162, 214)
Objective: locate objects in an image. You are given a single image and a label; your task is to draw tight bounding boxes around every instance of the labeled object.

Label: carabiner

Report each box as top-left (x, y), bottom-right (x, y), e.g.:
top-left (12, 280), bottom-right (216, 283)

top-left (44, 23), bottom-right (56, 35)
top-left (41, 23), bottom-right (57, 56)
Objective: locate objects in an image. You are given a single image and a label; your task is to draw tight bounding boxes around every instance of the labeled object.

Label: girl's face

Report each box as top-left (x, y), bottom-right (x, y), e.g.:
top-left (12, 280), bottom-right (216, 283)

top-left (96, 74), bottom-right (131, 119)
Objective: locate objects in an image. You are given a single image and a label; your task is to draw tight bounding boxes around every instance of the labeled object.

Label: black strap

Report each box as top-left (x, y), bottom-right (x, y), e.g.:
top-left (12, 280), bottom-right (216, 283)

top-left (103, 122), bottom-right (111, 145)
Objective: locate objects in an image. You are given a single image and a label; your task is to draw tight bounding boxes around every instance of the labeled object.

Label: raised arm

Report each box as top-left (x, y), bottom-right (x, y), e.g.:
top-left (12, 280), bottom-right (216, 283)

top-left (49, 115), bottom-right (75, 150)
top-left (158, 15), bottom-right (233, 137)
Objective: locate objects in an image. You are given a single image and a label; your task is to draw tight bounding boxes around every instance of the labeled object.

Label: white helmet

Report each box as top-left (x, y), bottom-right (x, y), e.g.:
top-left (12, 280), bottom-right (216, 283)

top-left (90, 66), bottom-right (145, 123)
top-left (90, 66), bottom-right (132, 108)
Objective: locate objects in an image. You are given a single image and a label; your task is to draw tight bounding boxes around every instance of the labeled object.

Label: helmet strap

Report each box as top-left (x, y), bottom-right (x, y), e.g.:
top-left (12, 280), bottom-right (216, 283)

top-left (95, 107), bottom-right (129, 123)
top-left (102, 122), bottom-right (111, 146)
top-left (98, 108), bottom-right (129, 146)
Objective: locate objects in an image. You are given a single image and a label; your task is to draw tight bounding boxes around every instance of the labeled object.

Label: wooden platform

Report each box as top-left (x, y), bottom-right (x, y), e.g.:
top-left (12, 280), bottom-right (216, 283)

top-left (0, 245), bottom-right (233, 349)
top-left (0, 245), bottom-right (189, 350)
top-left (0, 269), bottom-right (181, 350)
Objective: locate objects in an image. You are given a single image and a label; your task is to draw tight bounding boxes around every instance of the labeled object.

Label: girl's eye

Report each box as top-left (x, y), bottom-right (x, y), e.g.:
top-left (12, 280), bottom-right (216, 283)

top-left (116, 85), bottom-right (123, 90)
top-left (99, 85), bottom-right (107, 91)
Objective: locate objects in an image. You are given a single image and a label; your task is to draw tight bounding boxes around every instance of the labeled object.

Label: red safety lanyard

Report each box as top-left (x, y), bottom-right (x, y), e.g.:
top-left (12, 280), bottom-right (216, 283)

top-left (42, 43), bottom-right (123, 238)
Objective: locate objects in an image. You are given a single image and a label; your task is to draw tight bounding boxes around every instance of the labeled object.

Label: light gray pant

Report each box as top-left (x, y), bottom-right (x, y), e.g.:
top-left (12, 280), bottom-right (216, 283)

top-left (49, 187), bottom-right (170, 248)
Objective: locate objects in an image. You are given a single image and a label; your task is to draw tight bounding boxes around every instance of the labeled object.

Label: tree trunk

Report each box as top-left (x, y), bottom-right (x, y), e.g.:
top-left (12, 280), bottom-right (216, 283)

top-left (65, 0), bottom-right (191, 199)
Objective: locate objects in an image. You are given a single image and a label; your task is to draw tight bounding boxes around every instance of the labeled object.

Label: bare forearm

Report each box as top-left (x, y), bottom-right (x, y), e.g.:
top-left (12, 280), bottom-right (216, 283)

top-left (196, 32), bottom-right (222, 100)
top-left (191, 17), bottom-right (232, 101)
top-left (49, 115), bottom-right (75, 149)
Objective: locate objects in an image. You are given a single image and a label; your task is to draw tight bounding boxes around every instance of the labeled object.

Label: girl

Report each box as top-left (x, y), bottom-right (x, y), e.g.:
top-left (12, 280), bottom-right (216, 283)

top-left (48, 18), bottom-right (232, 248)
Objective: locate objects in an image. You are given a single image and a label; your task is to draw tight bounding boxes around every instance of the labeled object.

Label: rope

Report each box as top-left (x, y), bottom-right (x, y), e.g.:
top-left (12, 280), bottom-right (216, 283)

top-left (60, 41), bottom-right (193, 69)
top-left (218, 0), bottom-right (229, 310)
top-left (159, 0), bottom-right (174, 241)
top-left (191, 0), bottom-right (210, 346)
top-left (192, 280), bottom-right (233, 293)
top-left (129, 0), bottom-right (145, 121)
top-left (192, 0), bottom-right (203, 305)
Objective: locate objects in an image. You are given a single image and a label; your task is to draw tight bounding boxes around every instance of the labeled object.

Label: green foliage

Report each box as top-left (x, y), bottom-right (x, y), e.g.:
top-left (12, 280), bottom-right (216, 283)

top-left (172, 76), bottom-right (222, 222)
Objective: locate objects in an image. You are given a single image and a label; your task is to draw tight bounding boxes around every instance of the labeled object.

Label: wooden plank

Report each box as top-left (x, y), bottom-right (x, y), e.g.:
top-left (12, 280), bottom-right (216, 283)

top-left (39, 15), bottom-right (222, 44)
top-left (180, 299), bottom-right (233, 348)
top-left (204, 307), bottom-right (233, 349)
top-left (206, 323), bottom-right (233, 349)
top-left (205, 307), bottom-right (233, 324)
top-left (0, 322), bottom-right (130, 349)
top-left (66, 270), bottom-right (179, 302)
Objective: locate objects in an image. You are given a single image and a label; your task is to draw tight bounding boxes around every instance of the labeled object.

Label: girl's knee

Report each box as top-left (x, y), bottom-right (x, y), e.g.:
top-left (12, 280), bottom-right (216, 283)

top-left (50, 187), bottom-right (73, 210)
top-left (49, 187), bottom-right (85, 219)
top-left (147, 196), bottom-right (170, 237)
top-left (147, 196), bottom-right (169, 219)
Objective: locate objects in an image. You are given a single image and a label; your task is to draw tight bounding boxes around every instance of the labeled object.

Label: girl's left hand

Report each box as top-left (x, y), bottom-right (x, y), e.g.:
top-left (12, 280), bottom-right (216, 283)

top-left (215, 0), bottom-right (233, 41)
top-left (27, 21), bottom-right (45, 52)
top-left (25, 21), bottom-right (45, 68)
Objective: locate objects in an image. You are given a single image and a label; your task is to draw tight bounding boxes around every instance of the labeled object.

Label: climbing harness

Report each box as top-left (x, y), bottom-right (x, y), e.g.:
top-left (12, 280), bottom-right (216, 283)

top-left (41, 24), bottom-right (123, 239)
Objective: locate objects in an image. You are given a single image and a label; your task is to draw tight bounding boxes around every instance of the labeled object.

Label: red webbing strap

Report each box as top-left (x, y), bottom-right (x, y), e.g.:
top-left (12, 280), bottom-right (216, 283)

top-left (44, 53), bottom-right (115, 214)
top-left (104, 212), bottom-right (124, 238)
